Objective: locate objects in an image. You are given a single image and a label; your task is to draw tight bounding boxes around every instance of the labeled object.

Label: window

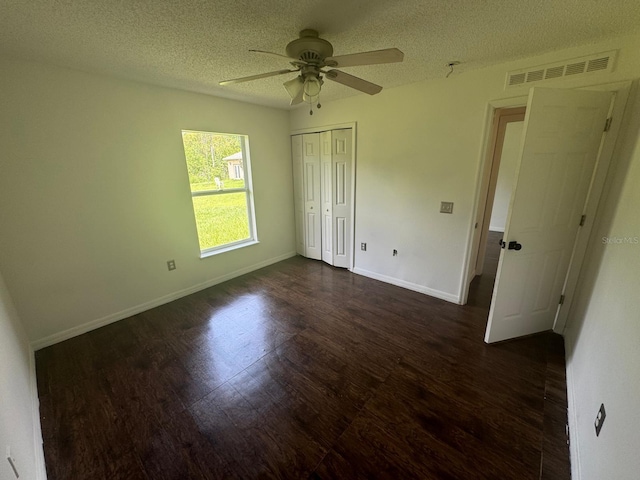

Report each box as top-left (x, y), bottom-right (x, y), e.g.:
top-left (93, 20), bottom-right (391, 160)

top-left (181, 130), bottom-right (257, 256)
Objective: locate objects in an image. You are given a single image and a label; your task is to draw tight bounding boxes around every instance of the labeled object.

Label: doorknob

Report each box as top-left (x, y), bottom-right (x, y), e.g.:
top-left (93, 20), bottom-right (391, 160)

top-left (508, 241), bottom-right (522, 251)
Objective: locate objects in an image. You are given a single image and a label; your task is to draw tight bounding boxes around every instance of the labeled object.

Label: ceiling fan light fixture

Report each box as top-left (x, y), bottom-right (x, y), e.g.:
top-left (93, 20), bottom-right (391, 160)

top-left (283, 76), bottom-right (304, 99)
top-left (302, 76), bottom-right (322, 102)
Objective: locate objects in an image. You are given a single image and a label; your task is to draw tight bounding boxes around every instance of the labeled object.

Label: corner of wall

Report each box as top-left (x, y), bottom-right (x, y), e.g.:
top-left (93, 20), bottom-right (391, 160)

top-left (563, 333), bottom-right (582, 480)
top-left (29, 347), bottom-right (48, 479)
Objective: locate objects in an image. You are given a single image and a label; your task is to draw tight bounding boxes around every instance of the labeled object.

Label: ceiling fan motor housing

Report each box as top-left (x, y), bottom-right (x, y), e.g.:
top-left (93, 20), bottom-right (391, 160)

top-left (286, 29), bottom-right (333, 63)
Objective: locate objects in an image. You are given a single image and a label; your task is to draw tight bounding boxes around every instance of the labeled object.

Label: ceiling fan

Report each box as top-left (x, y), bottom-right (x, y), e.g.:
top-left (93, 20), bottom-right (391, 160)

top-left (219, 29), bottom-right (404, 114)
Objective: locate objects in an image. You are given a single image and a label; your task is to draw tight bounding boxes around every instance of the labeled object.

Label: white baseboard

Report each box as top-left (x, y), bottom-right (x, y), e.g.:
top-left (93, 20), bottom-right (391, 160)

top-left (352, 267), bottom-right (460, 304)
top-left (29, 347), bottom-right (47, 479)
top-left (31, 251), bottom-right (297, 350)
top-left (489, 226), bottom-right (505, 233)
top-left (564, 336), bottom-right (581, 480)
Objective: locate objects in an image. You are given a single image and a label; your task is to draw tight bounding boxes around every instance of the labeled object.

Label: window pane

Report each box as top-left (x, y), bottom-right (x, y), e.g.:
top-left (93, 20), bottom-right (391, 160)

top-left (182, 131), bottom-right (245, 191)
top-left (191, 192), bottom-right (250, 250)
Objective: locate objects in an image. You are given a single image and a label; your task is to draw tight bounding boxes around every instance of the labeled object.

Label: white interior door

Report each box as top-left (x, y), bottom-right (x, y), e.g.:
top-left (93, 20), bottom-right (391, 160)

top-left (485, 87), bottom-right (612, 343)
top-left (331, 129), bottom-right (352, 268)
top-left (320, 131), bottom-right (333, 265)
top-left (302, 134), bottom-right (321, 260)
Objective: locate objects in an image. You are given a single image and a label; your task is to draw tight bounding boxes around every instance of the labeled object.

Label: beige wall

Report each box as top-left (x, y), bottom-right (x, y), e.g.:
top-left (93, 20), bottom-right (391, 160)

top-left (0, 270), bottom-right (45, 479)
top-left (0, 58), bottom-right (295, 346)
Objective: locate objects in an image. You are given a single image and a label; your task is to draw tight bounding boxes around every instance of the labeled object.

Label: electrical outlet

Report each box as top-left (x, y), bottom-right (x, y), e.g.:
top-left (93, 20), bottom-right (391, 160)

top-left (594, 403), bottom-right (606, 436)
top-left (440, 201), bottom-right (454, 214)
top-left (6, 446), bottom-right (19, 478)
top-left (361, 243), bottom-right (367, 251)
top-left (393, 249), bottom-right (398, 256)
top-left (167, 260), bottom-right (176, 271)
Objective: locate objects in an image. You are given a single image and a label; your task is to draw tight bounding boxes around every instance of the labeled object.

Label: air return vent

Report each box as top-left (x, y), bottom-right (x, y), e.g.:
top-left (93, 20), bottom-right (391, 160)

top-left (505, 51), bottom-right (617, 89)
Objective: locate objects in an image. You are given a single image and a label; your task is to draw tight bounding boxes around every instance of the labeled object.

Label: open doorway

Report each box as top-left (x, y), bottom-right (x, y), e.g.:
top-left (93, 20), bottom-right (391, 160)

top-left (468, 107), bottom-right (525, 307)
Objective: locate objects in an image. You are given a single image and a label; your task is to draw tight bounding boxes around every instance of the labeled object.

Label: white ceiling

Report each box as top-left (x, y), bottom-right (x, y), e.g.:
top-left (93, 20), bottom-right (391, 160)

top-left (1, 0), bottom-right (640, 109)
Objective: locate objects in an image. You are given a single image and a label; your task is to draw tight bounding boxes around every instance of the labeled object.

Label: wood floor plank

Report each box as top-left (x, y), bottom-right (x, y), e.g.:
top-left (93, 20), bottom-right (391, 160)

top-left (36, 252), bottom-right (571, 479)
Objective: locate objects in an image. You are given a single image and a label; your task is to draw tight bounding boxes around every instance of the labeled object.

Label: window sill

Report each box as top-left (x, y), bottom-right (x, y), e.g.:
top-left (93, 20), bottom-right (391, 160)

top-left (199, 239), bottom-right (259, 259)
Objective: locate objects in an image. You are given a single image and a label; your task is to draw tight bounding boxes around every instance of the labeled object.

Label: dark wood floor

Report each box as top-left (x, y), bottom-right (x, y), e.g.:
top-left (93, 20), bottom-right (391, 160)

top-left (36, 234), bottom-right (571, 479)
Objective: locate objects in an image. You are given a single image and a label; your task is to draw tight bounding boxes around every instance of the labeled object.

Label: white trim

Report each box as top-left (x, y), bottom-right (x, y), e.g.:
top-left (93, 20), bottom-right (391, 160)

top-left (488, 225), bottom-right (505, 233)
top-left (565, 337), bottom-right (582, 480)
top-left (290, 121), bottom-right (357, 136)
top-left (200, 239), bottom-right (259, 258)
top-left (30, 251), bottom-right (297, 350)
top-left (191, 188), bottom-right (246, 196)
top-left (29, 347), bottom-right (47, 479)
top-left (353, 267), bottom-right (460, 304)
top-left (350, 125), bottom-right (357, 271)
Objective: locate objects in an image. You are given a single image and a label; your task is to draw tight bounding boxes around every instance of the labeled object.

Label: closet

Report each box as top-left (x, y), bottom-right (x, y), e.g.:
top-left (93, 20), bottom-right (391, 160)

top-left (291, 128), bottom-right (353, 268)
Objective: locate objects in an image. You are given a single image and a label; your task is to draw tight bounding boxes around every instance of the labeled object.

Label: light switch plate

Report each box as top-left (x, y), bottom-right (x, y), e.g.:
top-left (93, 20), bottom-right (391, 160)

top-left (440, 201), bottom-right (454, 214)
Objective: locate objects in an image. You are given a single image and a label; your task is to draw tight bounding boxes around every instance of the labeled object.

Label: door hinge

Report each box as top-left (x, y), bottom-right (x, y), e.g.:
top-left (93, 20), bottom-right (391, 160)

top-left (559, 294), bottom-right (565, 305)
top-left (579, 214), bottom-right (586, 226)
top-left (604, 117), bottom-right (613, 132)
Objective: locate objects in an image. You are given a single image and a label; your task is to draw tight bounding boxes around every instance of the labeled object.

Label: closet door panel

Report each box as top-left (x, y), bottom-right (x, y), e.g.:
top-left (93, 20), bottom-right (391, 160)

top-left (320, 131), bottom-right (333, 265)
top-left (302, 134), bottom-right (321, 260)
top-left (331, 129), bottom-right (352, 268)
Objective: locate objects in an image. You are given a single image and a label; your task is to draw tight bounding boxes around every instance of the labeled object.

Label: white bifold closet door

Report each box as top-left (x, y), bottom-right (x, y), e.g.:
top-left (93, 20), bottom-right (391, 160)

top-left (292, 128), bottom-right (352, 267)
top-left (294, 133), bottom-right (322, 260)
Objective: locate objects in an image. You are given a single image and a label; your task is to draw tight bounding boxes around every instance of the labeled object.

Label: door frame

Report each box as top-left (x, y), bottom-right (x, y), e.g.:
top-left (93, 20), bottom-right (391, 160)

top-left (291, 122), bottom-right (357, 271)
top-left (473, 107), bottom-right (526, 277)
top-left (460, 81), bottom-right (631, 335)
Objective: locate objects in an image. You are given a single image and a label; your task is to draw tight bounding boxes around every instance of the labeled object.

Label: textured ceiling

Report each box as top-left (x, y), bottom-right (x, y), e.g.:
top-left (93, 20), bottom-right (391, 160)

top-left (1, 0), bottom-right (640, 108)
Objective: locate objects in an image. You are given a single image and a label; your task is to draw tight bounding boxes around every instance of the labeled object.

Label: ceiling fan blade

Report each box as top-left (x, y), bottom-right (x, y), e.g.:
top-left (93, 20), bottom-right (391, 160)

top-left (325, 48), bottom-right (404, 68)
top-left (249, 49), bottom-right (292, 60)
top-left (324, 70), bottom-right (382, 95)
top-left (219, 69), bottom-right (297, 86)
top-left (283, 77), bottom-right (304, 105)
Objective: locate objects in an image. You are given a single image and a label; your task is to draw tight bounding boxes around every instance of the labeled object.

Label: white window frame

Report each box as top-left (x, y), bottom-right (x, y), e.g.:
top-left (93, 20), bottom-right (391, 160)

top-left (182, 130), bottom-right (258, 258)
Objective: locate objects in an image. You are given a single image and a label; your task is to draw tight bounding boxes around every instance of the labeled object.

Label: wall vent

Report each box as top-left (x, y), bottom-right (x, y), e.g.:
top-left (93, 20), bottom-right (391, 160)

top-left (505, 51), bottom-right (617, 89)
